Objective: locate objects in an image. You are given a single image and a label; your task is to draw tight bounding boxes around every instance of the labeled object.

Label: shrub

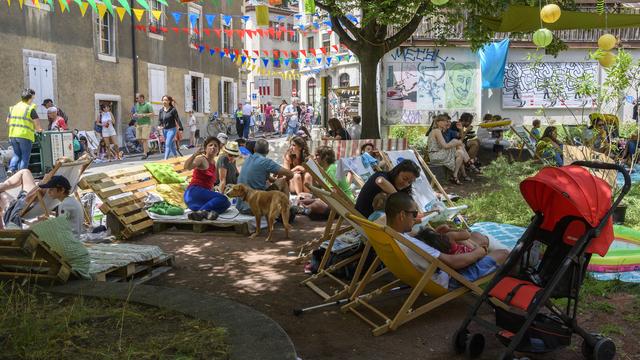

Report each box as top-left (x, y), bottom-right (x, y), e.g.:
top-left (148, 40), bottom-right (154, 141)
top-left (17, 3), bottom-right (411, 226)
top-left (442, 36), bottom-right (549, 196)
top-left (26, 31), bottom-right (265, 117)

top-left (389, 125), bottom-right (430, 156)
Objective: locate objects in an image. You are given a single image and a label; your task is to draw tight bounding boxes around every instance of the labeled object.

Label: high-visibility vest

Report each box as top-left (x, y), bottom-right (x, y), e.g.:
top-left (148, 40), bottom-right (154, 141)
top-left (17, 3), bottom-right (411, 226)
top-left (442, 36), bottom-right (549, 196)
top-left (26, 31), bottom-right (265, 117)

top-left (8, 101), bottom-right (36, 142)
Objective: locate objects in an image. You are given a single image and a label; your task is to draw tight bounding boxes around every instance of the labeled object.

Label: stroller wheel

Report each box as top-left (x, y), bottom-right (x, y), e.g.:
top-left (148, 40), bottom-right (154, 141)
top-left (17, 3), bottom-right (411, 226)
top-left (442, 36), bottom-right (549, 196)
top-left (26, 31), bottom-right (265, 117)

top-left (465, 333), bottom-right (485, 358)
top-left (452, 329), bottom-right (468, 354)
top-left (582, 336), bottom-right (616, 360)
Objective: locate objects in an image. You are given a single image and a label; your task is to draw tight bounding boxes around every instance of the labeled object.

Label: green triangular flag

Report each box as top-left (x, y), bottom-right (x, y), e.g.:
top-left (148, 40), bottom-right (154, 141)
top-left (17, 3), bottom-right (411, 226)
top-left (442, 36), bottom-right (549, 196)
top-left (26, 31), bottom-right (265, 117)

top-left (103, 0), bottom-right (114, 15)
top-left (73, 0), bottom-right (82, 6)
top-left (46, 0), bottom-right (53, 9)
top-left (157, 0), bottom-right (167, 5)
top-left (85, 0), bottom-right (98, 13)
top-left (135, 0), bottom-right (149, 11)
top-left (116, 0), bottom-right (130, 14)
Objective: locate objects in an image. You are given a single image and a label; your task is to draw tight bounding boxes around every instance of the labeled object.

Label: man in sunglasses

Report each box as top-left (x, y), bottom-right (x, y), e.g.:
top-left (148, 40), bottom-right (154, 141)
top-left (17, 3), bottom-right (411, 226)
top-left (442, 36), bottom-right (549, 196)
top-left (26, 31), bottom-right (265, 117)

top-left (385, 192), bottom-right (508, 289)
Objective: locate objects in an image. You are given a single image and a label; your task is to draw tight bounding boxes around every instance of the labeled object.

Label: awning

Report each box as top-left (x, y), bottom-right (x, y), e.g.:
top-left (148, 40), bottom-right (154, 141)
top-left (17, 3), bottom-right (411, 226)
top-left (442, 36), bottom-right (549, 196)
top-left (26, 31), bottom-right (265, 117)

top-left (333, 86), bottom-right (360, 95)
top-left (481, 5), bottom-right (640, 32)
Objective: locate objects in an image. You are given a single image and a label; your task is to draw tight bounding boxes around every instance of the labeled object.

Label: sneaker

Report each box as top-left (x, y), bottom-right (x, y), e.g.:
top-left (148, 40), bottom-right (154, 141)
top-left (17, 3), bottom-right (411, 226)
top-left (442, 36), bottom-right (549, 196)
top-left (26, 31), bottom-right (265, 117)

top-left (205, 211), bottom-right (219, 221)
top-left (188, 210), bottom-right (206, 221)
top-left (141, 154), bottom-right (148, 160)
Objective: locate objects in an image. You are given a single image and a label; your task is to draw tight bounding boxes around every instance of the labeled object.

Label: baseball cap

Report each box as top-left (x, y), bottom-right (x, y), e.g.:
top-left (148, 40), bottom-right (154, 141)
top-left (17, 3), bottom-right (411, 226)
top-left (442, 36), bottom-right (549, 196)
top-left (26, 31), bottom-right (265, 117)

top-left (39, 175), bottom-right (71, 192)
top-left (217, 132), bottom-right (229, 144)
top-left (47, 106), bottom-right (58, 113)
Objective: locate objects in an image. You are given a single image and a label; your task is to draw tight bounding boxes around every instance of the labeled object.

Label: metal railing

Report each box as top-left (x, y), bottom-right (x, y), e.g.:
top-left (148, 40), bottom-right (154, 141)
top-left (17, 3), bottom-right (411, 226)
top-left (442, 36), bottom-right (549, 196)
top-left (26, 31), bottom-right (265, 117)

top-left (390, 6), bottom-right (640, 44)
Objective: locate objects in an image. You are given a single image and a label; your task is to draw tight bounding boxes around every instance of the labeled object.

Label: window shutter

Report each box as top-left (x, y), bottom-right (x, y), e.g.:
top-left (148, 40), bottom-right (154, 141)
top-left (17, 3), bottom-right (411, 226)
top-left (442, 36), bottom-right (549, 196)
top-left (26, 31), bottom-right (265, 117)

top-left (203, 77), bottom-right (211, 113)
top-left (232, 82), bottom-right (237, 112)
top-left (184, 74), bottom-right (192, 112)
top-left (218, 80), bottom-right (223, 114)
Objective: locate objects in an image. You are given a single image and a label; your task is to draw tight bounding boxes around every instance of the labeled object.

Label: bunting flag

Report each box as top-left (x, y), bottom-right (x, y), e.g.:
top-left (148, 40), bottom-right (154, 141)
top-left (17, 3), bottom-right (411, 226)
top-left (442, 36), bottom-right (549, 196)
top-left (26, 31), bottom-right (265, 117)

top-left (57, 0), bottom-right (68, 11)
top-left (222, 14), bottom-right (232, 26)
top-left (172, 11), bottom-right (181, 24)
top-left (117, 0), bottom-right (130, 14)
top-left (115, 6), bottom-right (126, 21)
top-left (103, 0), bottom-right (114, 14)
top-left (133, 8), bottom-right (145, 21)
top-left (96, 2), bottom-right (107, 18)
top-left (151, 9), bottom-right (162, 20)
top-left (85, 0), bottom-right (97, 12)
top-left (157, 0), bottom-right (166, 5)
top-left (205, 14), bottom-right (215, 27)
top-left (78, 1), bottom-right (89, 15)
top-left (135, 0), bottom-right (149, 11)
top-left (241, 15), bottom-right (249, 22)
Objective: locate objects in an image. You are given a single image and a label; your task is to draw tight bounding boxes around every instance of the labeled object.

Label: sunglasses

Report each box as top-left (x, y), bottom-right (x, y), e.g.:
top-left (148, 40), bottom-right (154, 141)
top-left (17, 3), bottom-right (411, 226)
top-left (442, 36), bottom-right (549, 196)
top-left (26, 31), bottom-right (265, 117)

top-left (403, 210), bottom-right (419, 218)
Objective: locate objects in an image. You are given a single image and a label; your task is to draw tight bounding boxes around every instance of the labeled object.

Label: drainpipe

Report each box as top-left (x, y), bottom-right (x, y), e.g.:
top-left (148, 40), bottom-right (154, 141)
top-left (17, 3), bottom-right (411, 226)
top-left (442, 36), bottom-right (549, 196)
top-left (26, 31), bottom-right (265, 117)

top-left (131, 0), bottom-right (139, 93)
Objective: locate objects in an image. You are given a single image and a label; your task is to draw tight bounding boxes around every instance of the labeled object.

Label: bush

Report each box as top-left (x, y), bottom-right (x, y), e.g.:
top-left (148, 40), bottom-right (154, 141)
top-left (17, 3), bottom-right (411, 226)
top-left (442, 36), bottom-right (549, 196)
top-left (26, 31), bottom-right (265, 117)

top-left (389, 125), bottom-right (430, 156)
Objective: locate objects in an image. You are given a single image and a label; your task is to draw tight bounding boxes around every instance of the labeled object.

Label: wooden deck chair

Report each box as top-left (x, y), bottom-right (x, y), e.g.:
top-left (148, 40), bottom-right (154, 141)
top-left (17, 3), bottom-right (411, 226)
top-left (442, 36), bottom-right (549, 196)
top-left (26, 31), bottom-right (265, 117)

top-left (301, 185), bottom-right (389, 301)
top-left (382, 149), bottom-right (468, 227)
top-left (563, 145), bottom-right (617, 188)
top-left (341, 215), bottom-right (492, 336)
top-left (510, 125), bottom-right (543, 161)
top-left (0, 229), bottom-right (73, 283)
top-left (309, 139), bottom-right (409, 159)
top-left (78, 130), bottom-right (100, 158)
top-left (20, 158), bottom-right (92, 219)
top-left (335, 155), bottom-right (373, 188)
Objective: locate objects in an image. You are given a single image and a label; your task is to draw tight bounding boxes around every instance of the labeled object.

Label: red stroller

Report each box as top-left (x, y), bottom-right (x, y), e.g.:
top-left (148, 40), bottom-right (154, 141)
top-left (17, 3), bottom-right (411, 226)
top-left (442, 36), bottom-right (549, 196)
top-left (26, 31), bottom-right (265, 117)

top-left (454, 162), bottom-right (631, 360)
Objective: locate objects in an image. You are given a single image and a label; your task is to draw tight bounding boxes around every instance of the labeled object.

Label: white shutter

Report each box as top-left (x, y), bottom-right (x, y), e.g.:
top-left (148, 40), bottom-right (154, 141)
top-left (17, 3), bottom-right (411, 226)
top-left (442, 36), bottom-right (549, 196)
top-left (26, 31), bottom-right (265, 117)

top-left (150, 68), bottom-right (166, 113)
top-left (184, 74), bottom-right (192, 112)
top-left (40, 59), bottom-right (54, 102)
top-left (203, 77), bottom-right (211, 113)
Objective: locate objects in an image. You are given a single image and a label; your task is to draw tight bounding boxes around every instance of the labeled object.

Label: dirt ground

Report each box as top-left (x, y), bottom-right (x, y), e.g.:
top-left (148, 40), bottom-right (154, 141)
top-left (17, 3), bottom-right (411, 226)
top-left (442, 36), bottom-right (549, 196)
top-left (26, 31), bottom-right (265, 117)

top-left (131, 178), bottom-right (639, 360)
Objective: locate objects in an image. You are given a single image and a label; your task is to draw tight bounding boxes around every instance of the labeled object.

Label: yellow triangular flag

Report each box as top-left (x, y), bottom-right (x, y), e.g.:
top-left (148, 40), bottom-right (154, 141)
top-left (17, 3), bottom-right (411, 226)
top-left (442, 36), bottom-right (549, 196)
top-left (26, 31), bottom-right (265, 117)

top-left (115, 6), bottom-right (126, 21)
top-left (7, 0), bottom-right (11, 8)
top-left (133, 8), bottom-right (145, 22)
top-left (34, 0), bottom-right (40, 9)
top-left (152, 10), bottom-right (162, 20)
top-left (97, 3), bottom-right (107, 18)
top-left (79, 2), bottom-right (89, 16)
top-left (57, 0), bottom-right (65, 11)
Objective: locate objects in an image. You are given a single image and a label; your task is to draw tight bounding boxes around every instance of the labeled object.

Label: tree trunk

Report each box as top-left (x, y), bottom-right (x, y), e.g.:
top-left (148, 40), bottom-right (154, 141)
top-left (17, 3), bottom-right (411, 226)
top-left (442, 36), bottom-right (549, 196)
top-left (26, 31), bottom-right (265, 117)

top-left (360, 56), bottom-right (382, 139)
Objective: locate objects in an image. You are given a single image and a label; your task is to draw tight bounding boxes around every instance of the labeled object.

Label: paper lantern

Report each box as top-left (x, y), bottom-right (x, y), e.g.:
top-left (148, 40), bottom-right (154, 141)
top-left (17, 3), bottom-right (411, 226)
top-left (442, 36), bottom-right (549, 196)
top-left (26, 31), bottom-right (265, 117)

top-left (598, 34), bottom-right (617, 51)
top-left (533, 28), bottom-right (553, 48)
top-left (540, 4), bottom-right (561, 23)
top-left (431, 0), bottom-right (449, 5)
top-left (599, 51), bottom-right (616, 68)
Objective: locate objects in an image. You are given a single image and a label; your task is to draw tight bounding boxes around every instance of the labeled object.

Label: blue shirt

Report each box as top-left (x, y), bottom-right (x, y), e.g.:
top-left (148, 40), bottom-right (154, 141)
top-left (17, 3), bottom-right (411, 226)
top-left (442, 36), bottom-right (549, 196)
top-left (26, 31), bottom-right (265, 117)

top-left (239, 146), bottom-right (252, 156)
top-left (236, 153), bottom-right (283, 214)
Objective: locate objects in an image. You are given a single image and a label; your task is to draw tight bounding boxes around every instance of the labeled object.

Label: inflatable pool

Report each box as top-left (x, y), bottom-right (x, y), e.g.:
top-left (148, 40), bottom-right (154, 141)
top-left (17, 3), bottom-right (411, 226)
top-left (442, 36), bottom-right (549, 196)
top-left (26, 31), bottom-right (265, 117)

top-left (588, 225), bottom-right (640, 273)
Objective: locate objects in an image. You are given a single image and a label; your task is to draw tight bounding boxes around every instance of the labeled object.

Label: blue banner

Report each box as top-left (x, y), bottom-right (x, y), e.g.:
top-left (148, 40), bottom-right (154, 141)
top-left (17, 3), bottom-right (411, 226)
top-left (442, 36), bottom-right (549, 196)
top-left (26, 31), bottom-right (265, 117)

top-left (477, 38), bottom-right (510, 89)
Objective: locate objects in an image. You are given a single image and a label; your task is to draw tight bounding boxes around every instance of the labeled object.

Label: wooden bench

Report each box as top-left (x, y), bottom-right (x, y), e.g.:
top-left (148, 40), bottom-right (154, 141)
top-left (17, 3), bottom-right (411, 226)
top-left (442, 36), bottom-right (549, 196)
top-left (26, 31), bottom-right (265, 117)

top-left (79, 157), bottom-right (191, 239)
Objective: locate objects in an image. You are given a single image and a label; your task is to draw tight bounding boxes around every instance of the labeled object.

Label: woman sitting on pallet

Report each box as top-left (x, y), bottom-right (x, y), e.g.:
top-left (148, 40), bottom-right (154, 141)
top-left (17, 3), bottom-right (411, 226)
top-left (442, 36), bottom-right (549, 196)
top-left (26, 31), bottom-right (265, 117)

top-left (283, 136), bottom-right (313, 195)
top-left (184, 136), bottom-right (231, 221)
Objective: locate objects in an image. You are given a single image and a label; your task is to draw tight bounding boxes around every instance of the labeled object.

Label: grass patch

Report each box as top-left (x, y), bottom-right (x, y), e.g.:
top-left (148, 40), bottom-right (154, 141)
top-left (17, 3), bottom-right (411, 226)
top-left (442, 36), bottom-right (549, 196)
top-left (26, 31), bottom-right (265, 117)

top-left (584, 301), bottom-right (615, 314)
top-left (599, 323), bottom-right (624, 337)
top-left (0, 282), bottom-right (229, 359)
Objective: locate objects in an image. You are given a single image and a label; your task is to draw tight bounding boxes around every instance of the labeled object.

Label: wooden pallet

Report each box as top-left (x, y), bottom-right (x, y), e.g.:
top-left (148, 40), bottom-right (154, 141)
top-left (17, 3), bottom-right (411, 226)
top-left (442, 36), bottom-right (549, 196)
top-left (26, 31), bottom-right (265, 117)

top-left (152, 219), bottom-right (251, 235)
top-left (78, 157), bottom-right (191, 239)
top-left (92, 253), bottom-right (175, 284)
top-left (0, 230), bottom-right (73, 284)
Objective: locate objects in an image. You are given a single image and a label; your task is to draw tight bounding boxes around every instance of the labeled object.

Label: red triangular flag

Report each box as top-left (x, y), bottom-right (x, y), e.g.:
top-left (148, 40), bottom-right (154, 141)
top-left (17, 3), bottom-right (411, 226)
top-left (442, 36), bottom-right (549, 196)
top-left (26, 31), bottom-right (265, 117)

top-left (243, 50), bottom-right (249, 57)
top-left (234, 49), bottom-right (240, 56)
top-left (309, 48), bottom-right (317, 56)
top-left (172, 27), bottom-right (179, 33)
top-left (214, 29), bottom-right (222, 38)
top-left (214, 47), bottom-right (220, 53)
top-left (224, 48), bottom-right (230, 55)
top-left (283, 50), bottom-right (289, 58)
top-left (268, 28), bottom-right (275, 37)
top-left (300, 50), bottom-right (307, 57)
top-left (246, 30), bottom-right (254, 39)
top-left (292, 50), bottom-right (298, 58)
top-left (256, 29), bottom-right (264, 37)
top-left (327, 30), bottom-right (333, 35)
top-left (181, 27), bottom-right (189, 34)
top-left (262, 50), bottom-right (269, 57)
top-left (273, 50), bottom-right (279, 58)
top-left (194, 27), bottom-right (200, 35)
top-left (320, 47), bottom-right (327, 55)
top-left (205, 44), bottom-right (211, 50)
top-left (204, 28), bottom-right (211, 36)
top-left (161, 27), bottom-right (168, 33)
top-left (224, 29), bottom-right (233, 38)
top-left (236, 29), bottom-right (245, 38)
top-left (253, 50), bottom-right (260, 57)
top-left (150, 26), bottom-right (157, 33)
top-left (332, 45), bottom-right (339, 52)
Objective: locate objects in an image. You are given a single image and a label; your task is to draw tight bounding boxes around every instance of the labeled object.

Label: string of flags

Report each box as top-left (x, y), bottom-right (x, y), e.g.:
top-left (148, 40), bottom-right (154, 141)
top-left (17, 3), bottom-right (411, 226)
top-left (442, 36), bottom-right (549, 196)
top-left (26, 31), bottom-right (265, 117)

top-left (3, 0), bottom-right (361, 33)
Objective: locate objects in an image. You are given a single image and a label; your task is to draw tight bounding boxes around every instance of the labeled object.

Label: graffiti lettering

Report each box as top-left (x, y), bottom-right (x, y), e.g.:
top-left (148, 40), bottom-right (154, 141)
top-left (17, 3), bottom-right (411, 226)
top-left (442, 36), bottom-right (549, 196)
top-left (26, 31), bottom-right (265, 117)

top-left (388, 48), bottom-right (450, 63)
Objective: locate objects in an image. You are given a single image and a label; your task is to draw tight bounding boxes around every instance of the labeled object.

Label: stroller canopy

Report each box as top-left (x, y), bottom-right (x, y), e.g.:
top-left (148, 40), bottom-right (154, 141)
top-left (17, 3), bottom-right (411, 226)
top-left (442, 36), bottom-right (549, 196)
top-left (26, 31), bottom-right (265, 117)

top-left (520, 165), bottom-right (613, 256)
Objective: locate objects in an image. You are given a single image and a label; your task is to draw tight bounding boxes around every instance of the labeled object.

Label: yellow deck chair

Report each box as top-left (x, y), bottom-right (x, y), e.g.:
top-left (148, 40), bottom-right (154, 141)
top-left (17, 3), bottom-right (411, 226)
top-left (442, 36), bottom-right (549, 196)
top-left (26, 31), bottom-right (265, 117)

top-left (342, 214), bottom-right (492, 336)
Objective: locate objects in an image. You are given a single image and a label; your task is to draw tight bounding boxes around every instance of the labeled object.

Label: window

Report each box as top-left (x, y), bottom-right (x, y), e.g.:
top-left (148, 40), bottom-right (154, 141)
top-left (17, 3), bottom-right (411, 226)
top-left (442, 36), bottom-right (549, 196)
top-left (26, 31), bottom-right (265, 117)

top-left (307, 78), bottom-right (316, 106)
top-left (188, 4), bottom-right (202, 48)
top-left (274, 78), bottom-right (282, 97)
top-left (339, 73), bottom-right (350, 88)
top-left (222, 21), bottom-right (232, 49)
top-left (287, 24), bottom-right (299, 43)
top-left (191, 76), bottom-right (202, 112)
top-left (94, 6), bottom-right (116, 61)
top-left (148, 0), bottom-right (165, 36)
top-left (291, 79), bottom-right (299, 98)
top-left (222, 80), bottom-right (235, 114)
top-left (307, 36), bottom-right (314, 51)
top-left (321, 33), bottom-right (330, 52)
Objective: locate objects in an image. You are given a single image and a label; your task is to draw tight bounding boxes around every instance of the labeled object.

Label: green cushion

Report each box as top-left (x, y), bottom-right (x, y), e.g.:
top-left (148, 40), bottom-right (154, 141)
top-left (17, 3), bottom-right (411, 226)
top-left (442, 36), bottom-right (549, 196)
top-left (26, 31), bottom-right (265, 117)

top-left (145, 163), bottom-right (187, 184)
top-left (30, 216), bottom-right (91, 280)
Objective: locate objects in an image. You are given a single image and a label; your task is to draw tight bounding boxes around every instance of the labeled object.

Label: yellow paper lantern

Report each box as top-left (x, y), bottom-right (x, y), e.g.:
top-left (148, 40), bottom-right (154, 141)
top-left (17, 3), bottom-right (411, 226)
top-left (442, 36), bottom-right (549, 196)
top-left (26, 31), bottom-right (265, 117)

top-left (599, 51), bottom-right (616, 68)
top-left (431, 0), bottom-right (449, 5)
top-left (540, 4), bottom-right (561, 23)
top-left (533, 28), bottom-right (553, 48)
top-left (598, 34), bottom-right (617, 51)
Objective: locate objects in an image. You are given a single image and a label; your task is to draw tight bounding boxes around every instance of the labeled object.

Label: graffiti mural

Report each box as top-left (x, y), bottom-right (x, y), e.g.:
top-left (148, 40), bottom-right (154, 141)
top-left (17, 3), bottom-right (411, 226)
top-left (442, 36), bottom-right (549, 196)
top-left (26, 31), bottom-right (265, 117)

top-left (385, 48), bottom-right (478, 124)
top-left (502, 62), bottom-right (598, 108)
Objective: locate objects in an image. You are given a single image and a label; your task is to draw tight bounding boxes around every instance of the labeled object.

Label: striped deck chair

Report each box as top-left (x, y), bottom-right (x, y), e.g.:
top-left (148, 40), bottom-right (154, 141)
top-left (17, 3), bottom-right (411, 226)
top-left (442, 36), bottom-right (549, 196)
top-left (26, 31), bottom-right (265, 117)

top-left (342, 214), bottom-right (492, 336)
top-left (309, 139), bottom-right (409, 159)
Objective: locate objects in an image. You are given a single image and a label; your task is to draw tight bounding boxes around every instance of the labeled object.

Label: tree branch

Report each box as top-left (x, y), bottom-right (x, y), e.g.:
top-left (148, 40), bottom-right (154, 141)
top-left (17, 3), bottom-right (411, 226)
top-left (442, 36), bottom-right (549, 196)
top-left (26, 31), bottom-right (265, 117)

top-left (316, 0), bottom-right (361, 52)
top-left (384, 3), bottom-right (428, 50)
top-left (329, 15), bottom-right (360, 53)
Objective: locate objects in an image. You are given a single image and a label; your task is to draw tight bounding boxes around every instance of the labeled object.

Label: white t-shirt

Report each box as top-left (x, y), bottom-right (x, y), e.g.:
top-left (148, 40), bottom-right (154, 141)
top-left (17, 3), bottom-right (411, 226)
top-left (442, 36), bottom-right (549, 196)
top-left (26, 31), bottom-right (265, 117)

top-left (399, 233), bottom-right (450, 289)
top-left (57, 196), bottom-right (84, 237)
top-left (242, 104), bottom-right (253, 116)
top-left (101, 112), bottom-right (113, 127)
top-left (349, 123), bottom-right (362, 140)
top-left (188, 115), bottom-right (197, 131)
top-left (284, 104), bottom-right (298, 127)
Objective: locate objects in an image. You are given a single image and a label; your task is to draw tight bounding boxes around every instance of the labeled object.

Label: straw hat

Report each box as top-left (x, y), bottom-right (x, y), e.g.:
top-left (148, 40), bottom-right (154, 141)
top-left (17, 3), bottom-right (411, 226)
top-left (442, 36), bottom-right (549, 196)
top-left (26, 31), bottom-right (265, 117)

top-left (223, 141), bottom-right (240, 156)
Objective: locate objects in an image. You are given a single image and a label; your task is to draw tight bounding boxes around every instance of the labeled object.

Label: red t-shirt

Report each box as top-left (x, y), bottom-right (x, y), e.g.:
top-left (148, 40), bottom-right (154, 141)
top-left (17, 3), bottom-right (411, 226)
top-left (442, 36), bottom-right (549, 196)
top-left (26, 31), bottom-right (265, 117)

top-left (189, 160), bottom-right (217, 190)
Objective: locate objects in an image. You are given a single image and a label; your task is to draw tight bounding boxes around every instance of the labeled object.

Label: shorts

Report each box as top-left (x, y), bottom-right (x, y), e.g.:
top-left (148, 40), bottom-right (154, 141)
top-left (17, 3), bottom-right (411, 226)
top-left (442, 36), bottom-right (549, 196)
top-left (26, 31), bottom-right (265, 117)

top-left (102, 125), bottom-right (117, 138)
top-left (448, 256), bottom-right (498, 290)
top-left (136, 124), bottom-right (151, 140)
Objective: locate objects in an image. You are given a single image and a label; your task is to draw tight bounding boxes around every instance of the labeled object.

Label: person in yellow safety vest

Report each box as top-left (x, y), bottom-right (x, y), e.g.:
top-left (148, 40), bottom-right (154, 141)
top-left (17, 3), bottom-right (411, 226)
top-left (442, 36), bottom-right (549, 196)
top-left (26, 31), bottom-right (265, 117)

top-left (5, 89), bottom-right (43, 176)
top-left (234, 103), bottom-right (244, 139)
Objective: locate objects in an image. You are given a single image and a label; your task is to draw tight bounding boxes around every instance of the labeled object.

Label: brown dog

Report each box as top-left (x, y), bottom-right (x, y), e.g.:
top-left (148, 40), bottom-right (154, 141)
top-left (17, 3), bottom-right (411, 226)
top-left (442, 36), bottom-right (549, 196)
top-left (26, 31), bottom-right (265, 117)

top-left (227, 184), bottom-right (291, 242)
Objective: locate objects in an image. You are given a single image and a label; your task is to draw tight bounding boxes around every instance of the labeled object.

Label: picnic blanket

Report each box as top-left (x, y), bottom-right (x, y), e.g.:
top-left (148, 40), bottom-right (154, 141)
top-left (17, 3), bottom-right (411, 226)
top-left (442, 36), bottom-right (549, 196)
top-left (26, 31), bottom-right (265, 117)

top-left (470, 222), bottom-right (640, 283)
top-left (616, 164), bottom-right (640, 187)
top-left (147, 206), bottom-right (268, 231)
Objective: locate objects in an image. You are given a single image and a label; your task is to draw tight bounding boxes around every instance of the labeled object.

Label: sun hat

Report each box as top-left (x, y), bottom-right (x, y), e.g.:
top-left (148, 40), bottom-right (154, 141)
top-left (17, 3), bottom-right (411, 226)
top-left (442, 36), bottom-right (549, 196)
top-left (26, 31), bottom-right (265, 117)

top-left (223, 141), bottom-right (240, 156)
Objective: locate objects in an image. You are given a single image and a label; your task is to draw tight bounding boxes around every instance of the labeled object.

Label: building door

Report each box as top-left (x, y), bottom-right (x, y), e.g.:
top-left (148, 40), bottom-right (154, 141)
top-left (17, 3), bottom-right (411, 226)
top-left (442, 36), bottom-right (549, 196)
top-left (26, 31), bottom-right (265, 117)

top-left (27, 57), bottom-right (55, 119)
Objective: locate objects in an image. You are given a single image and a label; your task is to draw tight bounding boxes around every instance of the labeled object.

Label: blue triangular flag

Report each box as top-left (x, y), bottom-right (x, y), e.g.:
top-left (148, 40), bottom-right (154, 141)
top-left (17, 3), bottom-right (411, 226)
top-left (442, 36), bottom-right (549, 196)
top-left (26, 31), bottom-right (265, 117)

top-left (284, 59), bottom-right (290, 66)
top-left (323, 20), bottom-right (331, 27)
top-left (172, 12), bottom-right (182, 25)
top-left (337, 55), bottom-right (343, 62)
top-left (198, 45), bottom-right (205, 53)
top-left (262, 58), bottom-right (269, 67)
top-left (251, 58), bottom-right (257, 63)
top-left (241, 56), bottom-right (247, 64)
top-left (293, 59), bottom-right (300, 64)
top-left (299, 24), bottom-right (305, 31)
top-left (313, 22), bottom-right (319, 29)
top-left (189, 14), bottom-right (199, 27)
top-left (326, 57), bottom-right (332, 66)
top-left (305, 58), bottom-right (311, 65)
top-left (276, 15), bottom-right (285, 21)
top-left (223, 15), bottom-right (232, 26)
top-left (205, 14), bottom-right (216, 28)
top-left (220, 52), bottom-right (225, 59)
top-left (210, 49), bottom-right (215, 56)
top-left (316, 57), bottom-right (322, 64)
top-left (230, 54), bottom-right (236, 61)
top-left (242, 15), bottom-right (250, 22)
top-left (274, 59), bottom-right (280, 67)
top-left (294, 14), bottom-right (302, 20)
top-left (346, 14), bottom-right (358, 24)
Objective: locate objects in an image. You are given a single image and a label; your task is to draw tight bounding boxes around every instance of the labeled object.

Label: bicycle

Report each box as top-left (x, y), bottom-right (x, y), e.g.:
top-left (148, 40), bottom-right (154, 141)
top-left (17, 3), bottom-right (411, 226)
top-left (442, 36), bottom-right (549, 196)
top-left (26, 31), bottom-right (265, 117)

top-left (207, 112), bottom-right (236, 137)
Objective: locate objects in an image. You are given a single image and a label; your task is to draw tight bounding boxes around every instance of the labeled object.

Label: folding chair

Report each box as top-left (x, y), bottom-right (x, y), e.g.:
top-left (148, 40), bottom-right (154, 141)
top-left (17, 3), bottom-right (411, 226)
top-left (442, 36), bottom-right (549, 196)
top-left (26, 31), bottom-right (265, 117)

top-left (78, 130), bottom-right (100, 158)
top-left (335, 155), bottom-right (373, 188)
top-left (342, 214), bottom-right (493, 336)
top-left (510, 125), bottom-right (544, 162)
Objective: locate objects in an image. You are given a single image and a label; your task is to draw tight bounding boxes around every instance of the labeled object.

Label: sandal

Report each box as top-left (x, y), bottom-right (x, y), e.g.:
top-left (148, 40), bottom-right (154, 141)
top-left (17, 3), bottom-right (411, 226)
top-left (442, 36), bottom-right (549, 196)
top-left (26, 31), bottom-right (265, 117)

top-left (462, 176), bottom-right (473, 182)
top-left (450, 177), bottom-right (462, 185)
